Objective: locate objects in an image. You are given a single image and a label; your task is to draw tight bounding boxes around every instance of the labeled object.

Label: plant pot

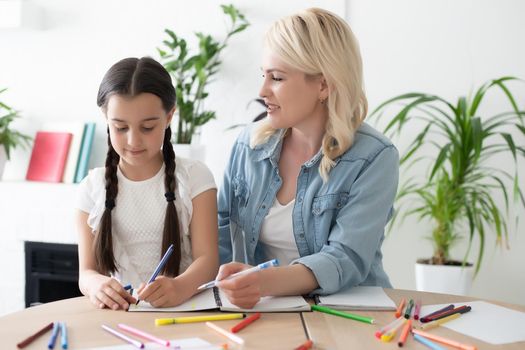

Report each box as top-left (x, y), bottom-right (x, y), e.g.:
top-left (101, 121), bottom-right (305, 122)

top-left (0, 146), bottom-right (7, 179)
top-left (415, 261), bottom-right (474, 296)
top-left (172, 143), bottom-right (206, 163)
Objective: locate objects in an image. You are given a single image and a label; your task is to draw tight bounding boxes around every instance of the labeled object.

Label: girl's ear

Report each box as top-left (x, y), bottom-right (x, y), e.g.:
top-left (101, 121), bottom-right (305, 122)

top-left (166, 107), bottom-right (176, 128)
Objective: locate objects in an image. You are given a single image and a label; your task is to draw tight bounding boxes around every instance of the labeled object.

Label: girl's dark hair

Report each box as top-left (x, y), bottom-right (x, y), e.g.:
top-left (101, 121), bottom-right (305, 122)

top-left (95, 57), bottom-right (181, 277)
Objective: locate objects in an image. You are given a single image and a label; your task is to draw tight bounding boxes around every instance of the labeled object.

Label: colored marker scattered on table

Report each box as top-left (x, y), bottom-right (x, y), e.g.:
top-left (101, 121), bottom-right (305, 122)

top-left (16, 322), bottom-right (53, 349)
top-left (156, 313), bottom-right (245, 326)
top-left (312, 304), bottom-right (374, 324)
top-left (230, 312), bottom-right (261, 333)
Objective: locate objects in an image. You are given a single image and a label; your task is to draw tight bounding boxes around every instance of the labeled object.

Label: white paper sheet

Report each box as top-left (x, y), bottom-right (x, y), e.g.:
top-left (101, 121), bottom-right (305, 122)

top-left (419, 301), bottom-right (525, 345)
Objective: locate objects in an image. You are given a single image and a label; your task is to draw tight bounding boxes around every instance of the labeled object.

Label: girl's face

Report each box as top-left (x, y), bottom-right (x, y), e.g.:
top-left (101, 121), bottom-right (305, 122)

top-left (105, 93), bottom-right (174, 176)
top-left (259, 50), bottom-right (327, 131)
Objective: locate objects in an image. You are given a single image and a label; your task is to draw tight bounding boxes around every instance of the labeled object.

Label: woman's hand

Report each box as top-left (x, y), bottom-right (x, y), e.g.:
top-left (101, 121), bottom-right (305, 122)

top-left (86, 275), bottom-right (136, 310)
top-left (216, 262), bottom-right (263, 309)
top-left (137, 276), bottom-right (189, 308)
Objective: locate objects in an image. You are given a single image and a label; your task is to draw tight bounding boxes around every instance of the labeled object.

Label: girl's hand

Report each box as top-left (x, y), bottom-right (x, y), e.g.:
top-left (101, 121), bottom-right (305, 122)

top-left (216, 262), bottom-right (263, 309)
top-left (137, 276), bottom-right (188, 307)
top-left (87, 276), bottom-right (136, 310)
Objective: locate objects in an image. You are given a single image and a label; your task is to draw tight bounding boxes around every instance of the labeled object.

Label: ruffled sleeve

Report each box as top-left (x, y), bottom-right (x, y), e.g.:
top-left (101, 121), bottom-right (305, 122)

top-left (174, 158), bottom-right (217, 271)
top-left (77, 167), bottom-right (106, 234)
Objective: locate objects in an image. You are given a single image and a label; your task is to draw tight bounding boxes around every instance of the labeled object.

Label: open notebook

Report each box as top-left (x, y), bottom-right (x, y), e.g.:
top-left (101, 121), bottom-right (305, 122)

top-left (314, 286), bottom-right (396, 311)
top-left (128, 287), bottom-right (311, 313)
top-left (129, 286), bottom-right (395, 313)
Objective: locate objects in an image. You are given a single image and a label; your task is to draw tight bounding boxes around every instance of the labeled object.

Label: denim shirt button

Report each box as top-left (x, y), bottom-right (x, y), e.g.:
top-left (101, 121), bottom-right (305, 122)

top-left (299, 233), bottom-right (305, 238)
top-left (298, 197), bottom-right (303, 203)
top-left (262, 204), bottom-right (266, 209)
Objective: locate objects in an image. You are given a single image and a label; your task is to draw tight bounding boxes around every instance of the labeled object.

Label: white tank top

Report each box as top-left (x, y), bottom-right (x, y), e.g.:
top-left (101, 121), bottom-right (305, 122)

top-left (259, 198), bottom-right (300, 266)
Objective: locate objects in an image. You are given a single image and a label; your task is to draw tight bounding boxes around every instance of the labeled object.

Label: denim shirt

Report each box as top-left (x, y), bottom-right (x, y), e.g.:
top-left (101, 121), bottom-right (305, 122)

top-left (218, 121), bottom-right (399, 294)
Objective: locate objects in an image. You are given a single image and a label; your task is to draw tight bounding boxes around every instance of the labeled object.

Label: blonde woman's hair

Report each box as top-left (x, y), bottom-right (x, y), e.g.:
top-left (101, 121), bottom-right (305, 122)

top-left (251, 7), bottom-right (368, 181)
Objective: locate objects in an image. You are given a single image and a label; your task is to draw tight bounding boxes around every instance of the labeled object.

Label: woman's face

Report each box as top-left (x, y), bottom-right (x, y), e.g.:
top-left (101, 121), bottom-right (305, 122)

top-left (105, 93), bottom-right (173, 174)
top-left (259, 50), bottom-right (327, 130)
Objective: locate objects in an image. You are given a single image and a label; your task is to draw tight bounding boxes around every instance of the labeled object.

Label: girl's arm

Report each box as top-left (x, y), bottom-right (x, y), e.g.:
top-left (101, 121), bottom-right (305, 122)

top-left (138, 189), bottom-right (219, 307)
top-left (76, 210), bottom-right (136, 309)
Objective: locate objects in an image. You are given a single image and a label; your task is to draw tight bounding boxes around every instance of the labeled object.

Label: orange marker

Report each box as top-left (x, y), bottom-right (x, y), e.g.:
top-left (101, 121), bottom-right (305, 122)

top-left (395, 298), bottom-right (406, 318)
top-left (231, 312), bottom-right (261, 333)
top-left (412, 329), bottom-right (478, 350)
top-left (397, 319), bottom-right (411, 347)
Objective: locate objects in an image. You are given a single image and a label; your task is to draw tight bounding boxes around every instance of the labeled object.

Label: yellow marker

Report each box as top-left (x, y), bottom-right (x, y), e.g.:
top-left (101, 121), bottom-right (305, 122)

top-left (380, 332), bottom-right (395, 342)
top-left (420, 312), bottom-right (461, 330)
top-left (155, 313), bottom-right (245, 326)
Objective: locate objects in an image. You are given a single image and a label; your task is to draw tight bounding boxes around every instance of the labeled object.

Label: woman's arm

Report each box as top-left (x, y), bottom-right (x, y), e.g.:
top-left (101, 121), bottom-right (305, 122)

top-left (138, 189), bottom-right (219, 307)
top-left (217, 262), bottom-right (318, 309)
top-left (218, 145), bottom-right (399, 308)
top-left (218, 142), bottom-right (238, 264)
top-left (76, 210), bottom-right (136, 309)
top-left (296, 145), bottom-right (399, 294)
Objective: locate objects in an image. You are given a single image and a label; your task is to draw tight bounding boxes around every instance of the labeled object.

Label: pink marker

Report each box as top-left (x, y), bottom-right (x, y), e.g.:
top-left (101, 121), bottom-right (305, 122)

top-left (117, 323), bottom-right (170, 347)
top-left (414, 299), bottom-right (422, 320)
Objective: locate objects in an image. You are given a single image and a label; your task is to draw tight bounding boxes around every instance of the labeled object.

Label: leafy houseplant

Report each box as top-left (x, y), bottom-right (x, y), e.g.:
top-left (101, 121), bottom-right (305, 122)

top-left (0, 88), bottom-right (31, 160)
top-left (158, 4), bottom-right (249, 144)
top-left (371, 77), bottom-right (525, 275)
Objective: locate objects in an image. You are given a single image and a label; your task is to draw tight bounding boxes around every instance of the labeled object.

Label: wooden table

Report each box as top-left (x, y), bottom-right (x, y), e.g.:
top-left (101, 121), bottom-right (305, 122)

top-left (303, 288), bottom-right (525, 350)
top-left (1, 289), bottom-right (524, 349)
top-left (0, 297), bottom-right (306, 349)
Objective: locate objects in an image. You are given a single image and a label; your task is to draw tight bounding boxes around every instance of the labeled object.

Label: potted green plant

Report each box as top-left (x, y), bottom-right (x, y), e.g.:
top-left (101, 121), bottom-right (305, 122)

top-left (371, 77), bottom-right (525, 295)
top-left (0, 88), bottom-right (31, 177)
top-left (157, 4), bottom-right (249, 159)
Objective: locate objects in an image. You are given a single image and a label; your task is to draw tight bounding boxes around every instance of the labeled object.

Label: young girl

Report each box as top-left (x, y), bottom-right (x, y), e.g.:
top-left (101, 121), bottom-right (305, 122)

top-left (217, 8), bottom-right (399, 309)
top-left (77, 57), bottom-right (218, 310)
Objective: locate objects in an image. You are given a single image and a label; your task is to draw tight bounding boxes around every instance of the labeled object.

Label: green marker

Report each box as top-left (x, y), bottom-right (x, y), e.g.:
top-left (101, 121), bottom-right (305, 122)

top-left (311, 304), bottom-right (374, 324)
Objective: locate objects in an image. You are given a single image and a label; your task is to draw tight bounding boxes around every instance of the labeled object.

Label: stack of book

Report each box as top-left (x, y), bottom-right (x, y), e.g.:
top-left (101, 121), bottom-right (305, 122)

top-left (3, 122), bottom-right (96, 183)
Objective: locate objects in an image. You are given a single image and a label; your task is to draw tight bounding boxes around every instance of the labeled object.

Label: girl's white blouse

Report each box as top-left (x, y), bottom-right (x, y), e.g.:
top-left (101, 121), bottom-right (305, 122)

top-left (77, 157), bottom-right (216, 287)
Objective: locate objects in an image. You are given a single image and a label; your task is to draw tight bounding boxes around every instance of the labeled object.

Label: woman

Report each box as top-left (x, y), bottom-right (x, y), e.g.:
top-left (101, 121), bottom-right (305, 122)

top-left (217, 8), bottom-right (399, 309)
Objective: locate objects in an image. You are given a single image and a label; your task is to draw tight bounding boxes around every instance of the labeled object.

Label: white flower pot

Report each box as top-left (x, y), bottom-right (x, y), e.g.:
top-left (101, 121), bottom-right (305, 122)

top-left (0, 146), bottom-right (7, 179)
top-left (415, 261), bottom-right (474, 296)
top-left (172, 143), bottom-right (206, 163)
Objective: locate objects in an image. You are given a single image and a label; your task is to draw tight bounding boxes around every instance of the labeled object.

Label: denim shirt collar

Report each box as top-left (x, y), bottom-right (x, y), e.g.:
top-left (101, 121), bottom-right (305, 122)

top-left (251, 128), bottom-right (324, 168)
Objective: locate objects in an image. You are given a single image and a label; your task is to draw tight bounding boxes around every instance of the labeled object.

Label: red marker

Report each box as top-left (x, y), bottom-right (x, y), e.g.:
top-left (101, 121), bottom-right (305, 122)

top-left (17, 322), bottom-right (54, 349)
top-left (421, 305), bottom-right (471, 323)
top-left (230, 312), bottom-right (261, 333)
top-left (294, 339), bottom-right (313, 350)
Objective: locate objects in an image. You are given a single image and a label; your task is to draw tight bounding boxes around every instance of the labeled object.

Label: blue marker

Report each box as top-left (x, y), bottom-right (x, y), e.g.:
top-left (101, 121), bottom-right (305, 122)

top-left (413, 334), bottom-right (446, 350)
top-left (47, 322), bottom-right (59, 349)
top-left (198, 259), bottom-right (280, 290)
top-left (136, 244), bottom-right (174, 304)
top-left (60, 322), bottom-right (68, 349)
top-left (147, 244), bottom-right (175, 283)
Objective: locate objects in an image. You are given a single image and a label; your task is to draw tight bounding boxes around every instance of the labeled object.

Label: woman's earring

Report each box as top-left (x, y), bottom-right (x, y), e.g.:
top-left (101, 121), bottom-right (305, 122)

top-left (320, 97), bottom-right (327, 105)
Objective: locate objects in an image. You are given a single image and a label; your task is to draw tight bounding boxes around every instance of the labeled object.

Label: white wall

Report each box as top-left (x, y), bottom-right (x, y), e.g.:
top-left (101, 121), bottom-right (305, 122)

top-left (348, 0), bottom-right (525, 306)
top-left (0, 0), bottom-right (523, 312)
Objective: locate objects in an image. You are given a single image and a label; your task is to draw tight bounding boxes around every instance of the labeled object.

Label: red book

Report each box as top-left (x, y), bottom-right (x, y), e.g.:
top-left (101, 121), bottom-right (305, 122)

top-left (26, 131), bottom-right (73, 182)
